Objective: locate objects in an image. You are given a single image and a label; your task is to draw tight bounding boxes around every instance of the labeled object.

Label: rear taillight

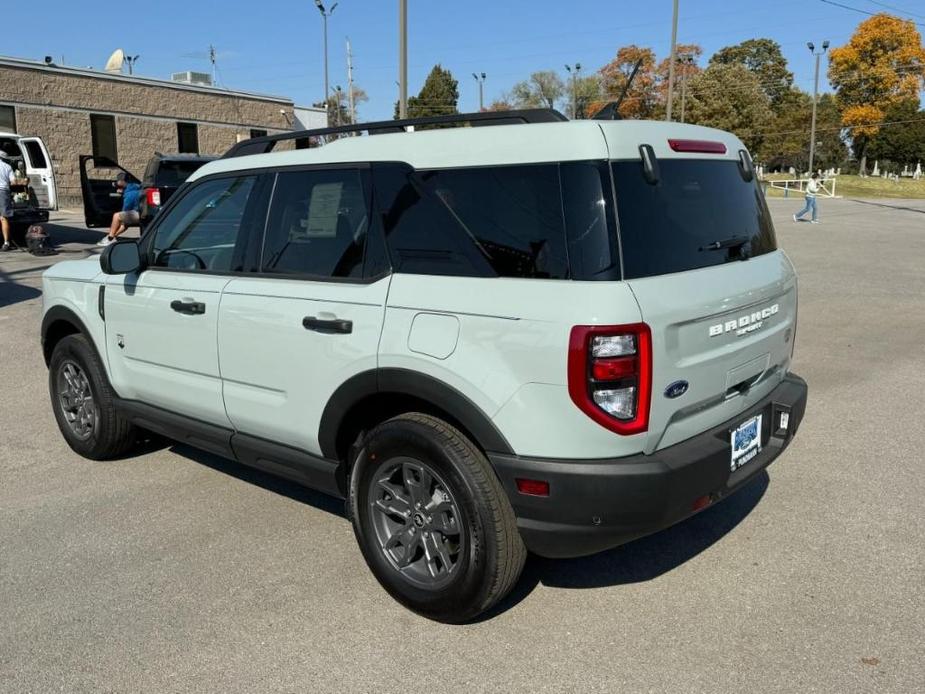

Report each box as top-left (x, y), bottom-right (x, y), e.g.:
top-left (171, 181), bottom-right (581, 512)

top-left (145, 187), bottom-right (161, 207)
top-left (568, 323), bottom-right (652, 435)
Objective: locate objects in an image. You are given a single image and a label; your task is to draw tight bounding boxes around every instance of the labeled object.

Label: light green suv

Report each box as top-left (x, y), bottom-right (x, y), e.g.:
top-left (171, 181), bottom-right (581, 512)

top-left (41, 109), bottom-right (807, 622)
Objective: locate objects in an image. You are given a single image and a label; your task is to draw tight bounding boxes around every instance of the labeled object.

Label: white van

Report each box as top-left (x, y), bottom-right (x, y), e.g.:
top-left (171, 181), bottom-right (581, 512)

top-left (0, 131), bottom-right (58, 210)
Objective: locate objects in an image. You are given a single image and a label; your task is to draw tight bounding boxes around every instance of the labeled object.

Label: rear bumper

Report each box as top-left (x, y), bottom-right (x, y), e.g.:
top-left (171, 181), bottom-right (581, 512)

top-left (10, 208), bottom-right (49, 225)
top-left (490, 373), bottom-right (807, 558)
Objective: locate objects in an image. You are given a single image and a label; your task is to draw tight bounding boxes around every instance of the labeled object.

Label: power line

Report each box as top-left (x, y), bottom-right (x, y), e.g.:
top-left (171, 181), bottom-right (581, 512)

top-left (864, 0), bottom-right (925, 20)
top-left (819, 0), bottom-right (925, 26)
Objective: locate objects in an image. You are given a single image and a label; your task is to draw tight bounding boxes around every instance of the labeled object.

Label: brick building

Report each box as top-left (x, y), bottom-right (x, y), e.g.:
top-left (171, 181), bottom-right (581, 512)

top-left (0, 55), bottom-right (305, 207)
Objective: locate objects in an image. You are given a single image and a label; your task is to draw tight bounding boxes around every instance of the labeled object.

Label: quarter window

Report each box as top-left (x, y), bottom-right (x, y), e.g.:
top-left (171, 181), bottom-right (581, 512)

top-left (260, 168), bottom-right (370, 278)
top-left (420, 165), bottom-right (569, 279)
top-left (152, 175), bottom-right (257, 272)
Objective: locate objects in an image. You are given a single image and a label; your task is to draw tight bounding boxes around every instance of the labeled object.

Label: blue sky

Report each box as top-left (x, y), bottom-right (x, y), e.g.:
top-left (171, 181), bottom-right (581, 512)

top-left (3, 0), bottom-right (911, 121)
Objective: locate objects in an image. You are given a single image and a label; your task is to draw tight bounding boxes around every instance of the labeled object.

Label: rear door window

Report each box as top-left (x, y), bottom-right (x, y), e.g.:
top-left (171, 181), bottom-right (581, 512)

top-left (156, 160), bottom-right (209, 187)
top-left (612, 159), bottom-right (777, 279)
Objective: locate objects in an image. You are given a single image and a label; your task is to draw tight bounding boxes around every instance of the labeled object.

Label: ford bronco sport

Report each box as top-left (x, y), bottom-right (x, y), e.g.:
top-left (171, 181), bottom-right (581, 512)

top-left (41, 110), bottom-right (807, 622)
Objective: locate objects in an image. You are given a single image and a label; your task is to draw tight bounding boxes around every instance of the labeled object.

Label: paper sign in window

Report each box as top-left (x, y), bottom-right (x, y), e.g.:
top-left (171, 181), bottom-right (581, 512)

top-left (295, 182), bottom-right (343, 239)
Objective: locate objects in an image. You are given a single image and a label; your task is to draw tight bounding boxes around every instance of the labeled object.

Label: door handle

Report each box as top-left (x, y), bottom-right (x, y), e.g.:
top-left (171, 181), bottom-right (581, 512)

top-left (170, 299), bottom-right (206, 315)
top-left (303, 316), bottom-right (353, 334)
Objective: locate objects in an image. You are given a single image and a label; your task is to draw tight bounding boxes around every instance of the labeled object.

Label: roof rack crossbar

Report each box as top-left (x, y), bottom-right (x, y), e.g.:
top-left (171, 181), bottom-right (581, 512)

top-left (222, 108), bottom-right (568, 158)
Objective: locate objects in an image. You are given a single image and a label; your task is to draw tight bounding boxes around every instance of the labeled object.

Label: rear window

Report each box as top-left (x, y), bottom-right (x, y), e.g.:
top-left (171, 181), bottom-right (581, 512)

top-left (612, 159), bottom-right (777, 279)
top-left (156, 160), bottom-right (210, 187)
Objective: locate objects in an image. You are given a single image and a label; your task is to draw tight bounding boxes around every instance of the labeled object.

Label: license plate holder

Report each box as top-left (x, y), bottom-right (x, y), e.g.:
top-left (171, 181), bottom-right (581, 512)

top-left (730, 414), bottom-right (762, 472)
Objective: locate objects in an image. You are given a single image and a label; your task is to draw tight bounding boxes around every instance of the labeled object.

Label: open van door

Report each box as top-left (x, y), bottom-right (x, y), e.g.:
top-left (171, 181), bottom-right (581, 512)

top-left (79, 155), bottom-right (139, 227)
top-left (19, 137), bottom-right (57, 210)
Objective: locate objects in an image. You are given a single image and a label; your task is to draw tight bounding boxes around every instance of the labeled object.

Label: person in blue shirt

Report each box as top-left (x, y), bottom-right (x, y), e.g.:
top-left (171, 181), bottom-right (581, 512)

top-left (97, 173), bottom-right (142, 246)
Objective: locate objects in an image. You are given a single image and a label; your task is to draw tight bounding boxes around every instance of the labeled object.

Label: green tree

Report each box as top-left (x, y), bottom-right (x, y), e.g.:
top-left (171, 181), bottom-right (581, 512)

top-left (511, 71), bottom-right (566, 109)
top-left (758, 90), bottom-right (847, 171)
top-left (395, 64), bottom-right (459, 120)
top-left (867, 99), bottom-right (925, 167)
top-left (710, 38), bottom-right (794, 108)
top-left (684, 63), bottom-right (772, 152)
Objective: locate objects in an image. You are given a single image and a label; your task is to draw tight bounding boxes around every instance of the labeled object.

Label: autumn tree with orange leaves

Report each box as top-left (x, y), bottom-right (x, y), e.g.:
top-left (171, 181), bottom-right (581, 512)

top-left (828, 13), bottom-right (925, 173)
top-left (594, 45), bottom-right (660, 119)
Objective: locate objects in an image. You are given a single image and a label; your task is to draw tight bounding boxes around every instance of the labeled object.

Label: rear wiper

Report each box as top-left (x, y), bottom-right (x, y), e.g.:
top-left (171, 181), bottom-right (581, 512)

top-left (699, 236), bottom-right (750, 252)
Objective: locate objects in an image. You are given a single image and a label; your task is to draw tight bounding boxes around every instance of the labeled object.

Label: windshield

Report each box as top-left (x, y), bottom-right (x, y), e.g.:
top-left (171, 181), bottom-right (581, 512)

top-left (611, 159), bottom-right (777, 279)
top-left (156, 160), bottom-right (211, 187)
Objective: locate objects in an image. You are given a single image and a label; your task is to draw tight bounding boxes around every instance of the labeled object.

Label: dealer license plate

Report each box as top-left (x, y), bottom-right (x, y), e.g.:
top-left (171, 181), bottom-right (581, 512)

top-left (730, 414), bottom-right (762, 472)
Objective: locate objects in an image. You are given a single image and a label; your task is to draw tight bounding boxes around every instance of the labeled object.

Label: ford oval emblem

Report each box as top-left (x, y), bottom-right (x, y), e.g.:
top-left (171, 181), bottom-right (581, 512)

top-left (664, 380), bottom-right (689, 399)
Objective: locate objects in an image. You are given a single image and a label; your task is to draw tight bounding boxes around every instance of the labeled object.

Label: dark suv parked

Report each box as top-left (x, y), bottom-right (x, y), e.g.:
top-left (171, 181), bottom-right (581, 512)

top-left (79, 153), bottom-right (216, 229)
top-left (139, 153), bottom-right (217, 228)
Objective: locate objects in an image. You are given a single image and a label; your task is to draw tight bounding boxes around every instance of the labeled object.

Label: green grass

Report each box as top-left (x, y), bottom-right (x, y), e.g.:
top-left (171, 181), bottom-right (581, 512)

top-left (762, 174), bottom-right (925, 199)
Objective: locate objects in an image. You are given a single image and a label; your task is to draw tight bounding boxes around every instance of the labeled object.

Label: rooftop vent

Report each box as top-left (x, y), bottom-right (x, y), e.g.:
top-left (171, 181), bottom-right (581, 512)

top-left (171, 71), bottom-right (213, 86)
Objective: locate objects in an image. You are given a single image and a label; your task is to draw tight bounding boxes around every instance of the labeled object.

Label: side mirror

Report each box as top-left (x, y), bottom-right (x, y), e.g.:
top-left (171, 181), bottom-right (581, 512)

top-left (100, 240), bottom-right (143, 275)
top-left (738, 149), bottom-right (755, 182)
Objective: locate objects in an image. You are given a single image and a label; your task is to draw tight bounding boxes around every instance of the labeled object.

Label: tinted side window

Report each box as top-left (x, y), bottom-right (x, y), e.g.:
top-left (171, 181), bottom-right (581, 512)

top-left (261, 168), bottom-right (369, 278)
top-left (372, 163), bottom-right (491, 277)
top-left (152, 175), bottom-right (257, 272)
top-left (420, 165), bottom-right (568, 279)
top-left (561, 162), bottom-right (620, 281)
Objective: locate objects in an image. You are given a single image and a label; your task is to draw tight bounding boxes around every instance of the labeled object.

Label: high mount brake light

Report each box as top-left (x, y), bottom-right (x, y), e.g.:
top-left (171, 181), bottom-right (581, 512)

top-left (668, 139), bottom-right (727, 154)
top-left (568, 323), bottom-right (652, 435)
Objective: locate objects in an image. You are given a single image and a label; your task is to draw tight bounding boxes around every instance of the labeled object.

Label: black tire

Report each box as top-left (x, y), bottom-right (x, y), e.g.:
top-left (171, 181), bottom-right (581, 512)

top-left (349, 413), bottom-right (526, 623)
top-left (48, 334), bottom-right (136, 460)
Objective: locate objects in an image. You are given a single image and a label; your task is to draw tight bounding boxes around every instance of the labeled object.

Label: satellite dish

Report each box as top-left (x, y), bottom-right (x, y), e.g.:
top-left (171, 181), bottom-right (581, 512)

top-left (104, 49), bottom-right (125, 73)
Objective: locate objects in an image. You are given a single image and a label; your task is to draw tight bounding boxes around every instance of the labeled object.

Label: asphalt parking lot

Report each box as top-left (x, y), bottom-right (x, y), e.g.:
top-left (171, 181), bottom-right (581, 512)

top-left (1, 200), bottom-right (923, 693)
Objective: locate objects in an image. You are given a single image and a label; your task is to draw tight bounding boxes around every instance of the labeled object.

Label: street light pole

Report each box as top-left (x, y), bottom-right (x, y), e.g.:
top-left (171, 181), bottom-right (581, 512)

top-left (565, 64), bottom-right (582, 119)
top-left (807, 40), bottom-right (829, 175)
top-left (665, 0), bottom-right (679, 121)
top-left (679, 55), bottom-right (693, 123)
top-left (399, 0), bottom-right (408, 118)
top-left (472, 72), bottom-right (486, 111)
top-left (314, 1), bottom-right (338, 106)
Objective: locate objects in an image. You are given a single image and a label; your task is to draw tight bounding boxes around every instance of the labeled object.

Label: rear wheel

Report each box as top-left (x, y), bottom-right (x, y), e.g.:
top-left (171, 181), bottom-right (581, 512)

top-left (350, 413), bottom-right (526, 623)
top-left (49, 334), bottom-right (136, 460)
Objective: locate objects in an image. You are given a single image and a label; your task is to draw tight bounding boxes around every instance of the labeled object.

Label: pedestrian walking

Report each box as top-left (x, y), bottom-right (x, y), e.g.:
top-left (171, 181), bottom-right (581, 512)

top-left (793, 172), bottom-right (821, 224)
top-left (0, 151), bottom-right (14, 251)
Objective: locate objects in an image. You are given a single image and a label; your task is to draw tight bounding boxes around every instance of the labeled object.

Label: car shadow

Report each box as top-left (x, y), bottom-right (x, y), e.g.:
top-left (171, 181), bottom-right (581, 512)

top-left (478, 471), bottom-right (770, 620)
top-left (0, 266), bottom-right (42, 308)
top-left (158, 441), bottom-right (768, 620)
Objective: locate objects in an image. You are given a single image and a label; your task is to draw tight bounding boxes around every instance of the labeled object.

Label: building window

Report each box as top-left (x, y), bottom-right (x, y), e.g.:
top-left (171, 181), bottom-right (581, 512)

top-left (90, 114), bottom-right (118, 162)
top-left (1, 105), bottom-right (17, 133)
top-left (250, 129), bottom-right (267, 139)
top-left (177, 122), bottom-right (199, 154)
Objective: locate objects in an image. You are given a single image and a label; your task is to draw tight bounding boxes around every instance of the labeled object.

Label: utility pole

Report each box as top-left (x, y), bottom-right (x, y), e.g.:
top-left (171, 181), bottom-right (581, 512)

top-left (209, 44), bottom-right (217, 85)
top-left (346, 37), bottom-right (356, 125)
top-left (807, 40), bottom-right (829, 175)
top-left (399, 0), bottom-right (408, 118)
top-left (565, 64), bottom-right (582, 119)
top-left (665, 0), bottom-right (679, 121)
top-left (472, 72), bottom-right (486, 111)
top-left (679, 55), bottom-right (693, 123)
top-left (125, 55), bottom-right (140, 75)
top-left (314, 1), bottom-right (338, 105)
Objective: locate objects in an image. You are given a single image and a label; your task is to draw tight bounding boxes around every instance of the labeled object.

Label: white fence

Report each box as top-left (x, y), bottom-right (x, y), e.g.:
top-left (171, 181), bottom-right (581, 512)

top-left (765, 177), bottom-right (840, 198)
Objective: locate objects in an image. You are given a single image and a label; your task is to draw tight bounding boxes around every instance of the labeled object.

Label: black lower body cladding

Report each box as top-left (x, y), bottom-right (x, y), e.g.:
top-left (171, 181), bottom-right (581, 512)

top-left (490, 374), bottom-right (808, 559)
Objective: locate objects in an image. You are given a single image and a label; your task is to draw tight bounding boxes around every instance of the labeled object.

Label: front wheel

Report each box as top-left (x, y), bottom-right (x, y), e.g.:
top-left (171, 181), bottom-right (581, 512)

top-left (350, 413), bottom-right (526, 623)
top-left (48, 334), bottom-right (136, 460)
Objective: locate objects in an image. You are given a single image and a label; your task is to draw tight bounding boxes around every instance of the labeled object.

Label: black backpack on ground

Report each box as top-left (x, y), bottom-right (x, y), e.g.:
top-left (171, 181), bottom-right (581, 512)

top-left (26, 225), bottom-right (58, 256)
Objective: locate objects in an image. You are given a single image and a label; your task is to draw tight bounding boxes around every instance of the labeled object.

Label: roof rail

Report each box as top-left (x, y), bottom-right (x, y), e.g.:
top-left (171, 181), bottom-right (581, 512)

top-left (222, 108), bottom-right (568, 159)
